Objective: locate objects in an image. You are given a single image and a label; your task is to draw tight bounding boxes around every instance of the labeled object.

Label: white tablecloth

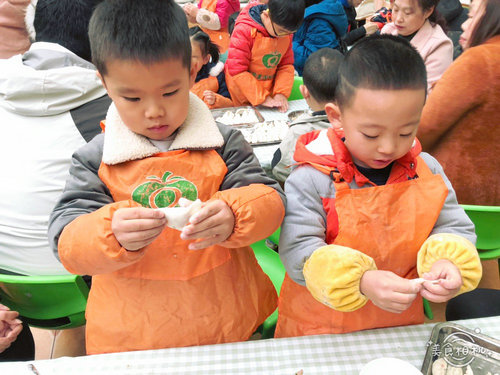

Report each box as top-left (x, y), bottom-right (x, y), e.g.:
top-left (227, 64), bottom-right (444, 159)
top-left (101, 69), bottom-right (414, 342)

top-left (2, 316), bottom-right (499, 375)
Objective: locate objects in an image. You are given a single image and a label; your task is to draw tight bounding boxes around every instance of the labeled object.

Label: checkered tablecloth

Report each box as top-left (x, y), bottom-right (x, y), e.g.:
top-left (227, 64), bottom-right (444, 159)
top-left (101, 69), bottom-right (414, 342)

top-left (2, 316), bottom-right (499, 375)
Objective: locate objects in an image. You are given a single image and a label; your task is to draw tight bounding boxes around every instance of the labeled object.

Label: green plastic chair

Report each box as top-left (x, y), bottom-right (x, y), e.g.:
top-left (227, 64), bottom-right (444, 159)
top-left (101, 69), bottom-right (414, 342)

top-left (251, 228), bottom-right (285, 339)
top-left (0, 274), bottom-right (89, 330)
top-left (461, 204), bottom-right (500, 260)
top-left (288, 76), bottom-right (304, 101)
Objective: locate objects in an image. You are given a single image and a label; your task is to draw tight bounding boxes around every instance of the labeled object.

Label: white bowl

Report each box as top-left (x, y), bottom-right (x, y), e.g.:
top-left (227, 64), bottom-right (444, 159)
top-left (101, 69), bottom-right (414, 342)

top-left (359, 357), bottom-right (422, 375)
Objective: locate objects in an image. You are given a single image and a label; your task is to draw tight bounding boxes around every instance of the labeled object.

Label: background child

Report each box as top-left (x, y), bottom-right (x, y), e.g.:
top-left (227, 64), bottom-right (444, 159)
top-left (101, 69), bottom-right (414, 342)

top-left (183, 0), bottom-right (240, 53)
top-left (224, 0), bottom-right (305, 112)
top-left (275, 35), bottom-right (482, 338)
top-left (272, 48), bottom-right (344, 183)
top-left (48, 0), bottom-right (285, 354)
top-left (190, 26), bottom-right (233, 109)
top-left (292, 0), bottom-right (348, 76)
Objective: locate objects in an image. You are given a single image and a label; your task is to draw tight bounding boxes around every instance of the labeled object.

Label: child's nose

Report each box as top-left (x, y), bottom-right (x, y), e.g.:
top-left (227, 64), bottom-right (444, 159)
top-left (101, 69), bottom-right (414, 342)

top-left (377, 139), bottom-right (396, 156)
top-left (145, 103), bottom-right (165, 119)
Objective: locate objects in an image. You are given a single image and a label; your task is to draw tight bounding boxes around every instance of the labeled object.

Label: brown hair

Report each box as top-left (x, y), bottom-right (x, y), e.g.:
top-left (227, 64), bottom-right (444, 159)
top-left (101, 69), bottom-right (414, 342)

top-left (419, 0), bottom-right (448, 32)
top-left (469, 0), bottom-right (500, 47)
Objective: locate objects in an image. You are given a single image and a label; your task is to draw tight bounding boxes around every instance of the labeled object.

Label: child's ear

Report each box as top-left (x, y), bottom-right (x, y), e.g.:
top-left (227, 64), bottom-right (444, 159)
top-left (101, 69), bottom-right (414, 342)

top-left (325, 102), bottom-right (342, 129)
top-left (299, 84), bottom-right (309, 100)
top-left (97, 71), bottom-right (107, 90)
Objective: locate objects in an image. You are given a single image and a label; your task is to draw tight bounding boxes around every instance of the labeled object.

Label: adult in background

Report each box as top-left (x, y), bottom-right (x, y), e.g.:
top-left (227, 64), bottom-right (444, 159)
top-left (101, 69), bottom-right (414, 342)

top-left (382, 0), bottom-right (453, 92)
top-left (0, 0), bottom-right (31, 58)
top-left (341, 0), bottom-right (380, 47)
top-left (417, 0), bottom-right (500, 206)
top-left (293, 0), bottom-right (347, 76)
top-left (418, 0), bottom-right (500, 302)
top-left (0, 0), bottom-right (110, 357)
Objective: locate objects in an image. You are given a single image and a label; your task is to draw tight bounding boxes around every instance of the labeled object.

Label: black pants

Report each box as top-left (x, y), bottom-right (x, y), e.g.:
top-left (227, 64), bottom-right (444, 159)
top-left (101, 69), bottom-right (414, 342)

top-left (446, 288), bottom-right (500, 321)
top-left (0, 318), bottom-right (35, 362)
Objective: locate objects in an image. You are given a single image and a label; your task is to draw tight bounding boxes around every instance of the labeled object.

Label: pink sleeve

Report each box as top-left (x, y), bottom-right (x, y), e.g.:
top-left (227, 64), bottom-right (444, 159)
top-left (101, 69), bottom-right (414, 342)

top-left (215, 0), bottom-right (240, 28)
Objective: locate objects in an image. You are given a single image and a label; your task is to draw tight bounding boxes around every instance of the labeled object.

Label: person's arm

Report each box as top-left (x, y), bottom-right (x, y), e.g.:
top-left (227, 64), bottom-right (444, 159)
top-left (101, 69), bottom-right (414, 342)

top-left (294, 19), bottom-right (345, 73)
top-left (341, 25), bottom-right (366, 46)
top-left (209, 124), bottom-right (285, 247)
top-left (48, 135), bottom-right (147, 275)
top-left (272, 36), bottom-right (295, 98)
top-left (214, 0), bottom-right (239, 28)
top-left (418, 50), bottom-right (487, 150)
top-left (196, 9), bottom-right (222, 30)
top-left (281, 165), bottom-right (378, 311)
top-left (416, 153), bottom-right (482, 294)
top-left (425, 37), bottom-right (453, 93)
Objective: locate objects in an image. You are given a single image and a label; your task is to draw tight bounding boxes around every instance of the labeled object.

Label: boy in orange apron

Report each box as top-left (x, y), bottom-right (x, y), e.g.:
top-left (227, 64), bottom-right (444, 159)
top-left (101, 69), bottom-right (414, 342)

top-left (275, 35), bottom-right (482, 338)
top-left (48, 0), bottom-right (284, 354)
top-left (224, 0), bottom-right (305, 112)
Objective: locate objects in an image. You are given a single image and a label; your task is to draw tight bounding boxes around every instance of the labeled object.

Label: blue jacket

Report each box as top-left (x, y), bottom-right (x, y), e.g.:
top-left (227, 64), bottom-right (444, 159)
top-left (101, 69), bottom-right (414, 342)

top-left (293, 0), bottom-right (348, 75)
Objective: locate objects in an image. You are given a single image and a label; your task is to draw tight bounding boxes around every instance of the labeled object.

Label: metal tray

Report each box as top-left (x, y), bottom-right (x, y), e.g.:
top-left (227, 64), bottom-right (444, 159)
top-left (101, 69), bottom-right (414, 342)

top-left (211, 106), bottom-right (265, 127)
top-left (237, 120), bottom-right (289, 146)
top-left (287, 109), bottom-right (309, 122)
top-left (421, 322), bottom-right (500, 375)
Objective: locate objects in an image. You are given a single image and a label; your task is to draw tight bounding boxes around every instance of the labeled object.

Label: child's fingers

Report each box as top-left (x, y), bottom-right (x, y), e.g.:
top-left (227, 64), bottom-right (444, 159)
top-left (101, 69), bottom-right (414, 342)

top-left (114, 207), bottom-right (165, 224)
top-left (118, 225), bottom-right (166, 245)
top-left (188, 234), bottom-right (225, 250)
top-left (420, 288), bottom-right (450, 303)
top-left (5, 323), bottom-right (22, 340)
top-left (118, 217), bottom-right (167, 232)
top-left (0, 310), bottom-right (19, 321)
top-left (188, 201), bottom-right (222, 225)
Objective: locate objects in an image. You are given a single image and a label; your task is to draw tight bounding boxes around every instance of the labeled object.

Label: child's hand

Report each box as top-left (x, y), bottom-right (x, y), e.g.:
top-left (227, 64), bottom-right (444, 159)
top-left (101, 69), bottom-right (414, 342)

top-left (0, 305), bottom-right (23, 353)
top-left (183, 3), bottom-right (198, 23)
top-left (180, 200), bottom-right (235, 250)
top-left (273, 94), bottom-right (289, 112)
top-left (203, 90), bottom-right (216, 105)
top-left (420, 259), bottom-right (462, 303)
top-left (360, 270), bottom-right (422, 314)
top-left (112, 207), bottom-right (167, 251)
top-left (261, 95), bottom-right (279, 108)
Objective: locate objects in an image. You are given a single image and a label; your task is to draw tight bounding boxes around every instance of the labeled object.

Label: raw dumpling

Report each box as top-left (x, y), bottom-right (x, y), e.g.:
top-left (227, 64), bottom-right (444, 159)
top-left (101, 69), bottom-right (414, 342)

top-left (432, 358), bottom-right (448, 375)
top-left (156, 198), bottom-right (202, 231)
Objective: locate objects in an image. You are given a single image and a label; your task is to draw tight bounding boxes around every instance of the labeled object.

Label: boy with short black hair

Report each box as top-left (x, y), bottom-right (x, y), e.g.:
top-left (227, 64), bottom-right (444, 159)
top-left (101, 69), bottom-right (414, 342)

top-left (271, 48), bottom-right (343, 183)
top-left (48, 0), bottom-right (285, 354)
top-left (275, 35), bottom-right (482, 338)
top-left (225, 0), bottom-right (305, 112)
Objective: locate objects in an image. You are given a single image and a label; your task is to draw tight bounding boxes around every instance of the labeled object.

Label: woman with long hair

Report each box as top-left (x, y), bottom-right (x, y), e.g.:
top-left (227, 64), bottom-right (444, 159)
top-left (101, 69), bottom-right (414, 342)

top-left (417, 0), bottom-right (500, 206)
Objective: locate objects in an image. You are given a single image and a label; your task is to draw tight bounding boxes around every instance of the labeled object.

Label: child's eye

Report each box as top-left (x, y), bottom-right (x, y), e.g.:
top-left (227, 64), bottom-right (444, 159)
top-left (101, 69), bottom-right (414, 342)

top-left (400, 133), bottom-right (413, 137)
top-left (123, 97), bottom-right (140, 102)
top-left (362, 133), bottom-right (378, 139)
top-left (163, 90), bottom-right (179, 97)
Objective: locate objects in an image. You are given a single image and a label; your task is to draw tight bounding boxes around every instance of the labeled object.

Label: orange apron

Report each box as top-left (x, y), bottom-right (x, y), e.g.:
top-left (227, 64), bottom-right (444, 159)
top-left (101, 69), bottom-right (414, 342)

top-left (191, 76), bottom-right (233, 108)
top-left (98, 149), bottom-right (231, 280)
top-left (225, 29), bottom-right (291, 106)
top-left (275, 153), bottom-right (448, 337)
top-left (201, 0), bottom-right (230, 53)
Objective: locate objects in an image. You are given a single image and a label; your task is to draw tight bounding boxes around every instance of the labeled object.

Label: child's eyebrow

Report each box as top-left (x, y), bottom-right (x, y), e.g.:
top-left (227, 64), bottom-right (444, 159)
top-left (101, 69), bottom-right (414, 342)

top-left (116, 80), bottom-right (182, 95)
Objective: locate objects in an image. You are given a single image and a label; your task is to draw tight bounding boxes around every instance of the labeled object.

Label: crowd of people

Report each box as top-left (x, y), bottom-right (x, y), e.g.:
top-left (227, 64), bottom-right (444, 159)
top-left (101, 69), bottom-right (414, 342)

top-left (0, 0), bottom-right (498, 361)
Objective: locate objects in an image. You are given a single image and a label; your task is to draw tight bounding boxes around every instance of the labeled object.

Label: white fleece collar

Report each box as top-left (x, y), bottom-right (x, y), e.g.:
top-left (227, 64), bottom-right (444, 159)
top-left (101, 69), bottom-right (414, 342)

top-left (102, 93), bottom-right (224, 165)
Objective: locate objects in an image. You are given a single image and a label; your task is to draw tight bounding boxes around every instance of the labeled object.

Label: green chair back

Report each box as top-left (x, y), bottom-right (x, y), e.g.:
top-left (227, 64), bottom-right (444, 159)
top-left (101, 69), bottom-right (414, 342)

top-left (0, 274), bottom-right (89, 330)
top-left (288, 76), bottom-right (304, 101)
top-left (461, 204), bottom-right (500, 260)
top-left (251, 228), bottom-right (285, 338)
